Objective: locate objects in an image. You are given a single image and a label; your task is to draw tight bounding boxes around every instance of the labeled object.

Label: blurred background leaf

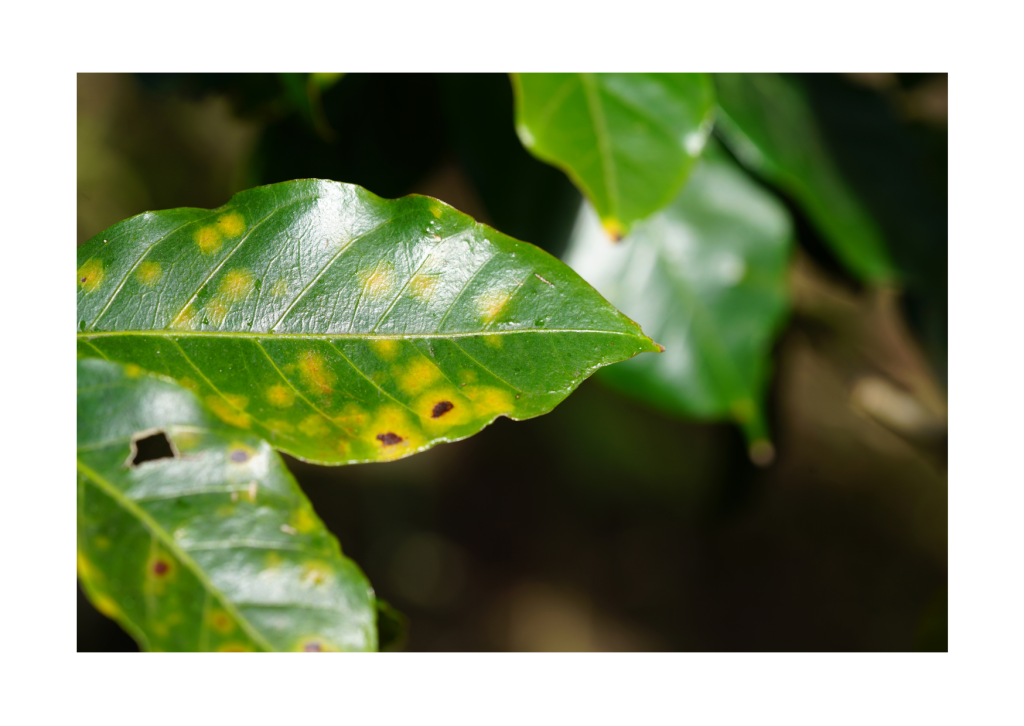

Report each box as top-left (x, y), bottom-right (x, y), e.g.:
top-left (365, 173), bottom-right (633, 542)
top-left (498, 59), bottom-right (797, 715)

top-left (714, 73), bottom-right (897, 285)
top-left (512, 73), bottom-right (716, 239)
top-left (563, 144), bottom-right (793, 459)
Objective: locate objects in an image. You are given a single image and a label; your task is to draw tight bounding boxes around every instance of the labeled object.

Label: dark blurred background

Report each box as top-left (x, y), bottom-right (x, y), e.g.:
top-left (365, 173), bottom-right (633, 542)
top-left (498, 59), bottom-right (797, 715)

top-left (77, 73), bottom-right (947, 652)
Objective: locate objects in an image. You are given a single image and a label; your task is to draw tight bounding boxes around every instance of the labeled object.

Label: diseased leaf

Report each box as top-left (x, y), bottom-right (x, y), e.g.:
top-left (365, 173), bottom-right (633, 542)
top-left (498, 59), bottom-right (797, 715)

top-left (76, 358), bottom-right (377, 652)
top-left (511, 73), bottom-right (716, 240)
top-left (77, 180), bottom-right (658, 465)
top-left (563, 146), bottom-right (793, 461)
top-left (713, 73), bottom-right (896, 283)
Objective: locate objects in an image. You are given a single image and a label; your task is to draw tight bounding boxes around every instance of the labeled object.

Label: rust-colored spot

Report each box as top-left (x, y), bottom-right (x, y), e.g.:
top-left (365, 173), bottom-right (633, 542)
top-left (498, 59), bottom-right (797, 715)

top-left (376, 432), bottom-right (403, 446)
top-left (431, 401), bottom-right (454, 418)
top-left (153, 560), bottom-right (169, 576)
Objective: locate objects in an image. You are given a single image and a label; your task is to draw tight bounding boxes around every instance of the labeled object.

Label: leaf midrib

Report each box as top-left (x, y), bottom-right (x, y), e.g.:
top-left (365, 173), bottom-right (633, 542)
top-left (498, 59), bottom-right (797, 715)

top-left (76, 328), bottom-right (642, 340)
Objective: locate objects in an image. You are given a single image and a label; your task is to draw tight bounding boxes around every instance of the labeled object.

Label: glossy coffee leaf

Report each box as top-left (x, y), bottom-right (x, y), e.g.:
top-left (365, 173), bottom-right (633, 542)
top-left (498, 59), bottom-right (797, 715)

top-left (512, 73), bottom-right (716, 239)
top-left (564, 147), bottom-right (793, 457)
top-left (77, 180), bottom-right (658, 465)
top-left (77, 358), bottom-right (377, 652)
top-left (713, 73), bottom-right (896, 283)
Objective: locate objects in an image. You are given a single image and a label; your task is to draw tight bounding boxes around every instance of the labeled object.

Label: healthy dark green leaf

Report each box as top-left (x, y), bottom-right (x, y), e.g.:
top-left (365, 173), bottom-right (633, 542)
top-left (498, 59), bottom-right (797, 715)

top-left (76, 358), bottom-right (376, 652)
top-left (511, 73), bottom-right (716, 240)
top-left (713, 73), bottom-right (896, 283)
top-left (563, 145), bottom-right (793, 461)
top-left (77, 180), bottom-right (658, 465)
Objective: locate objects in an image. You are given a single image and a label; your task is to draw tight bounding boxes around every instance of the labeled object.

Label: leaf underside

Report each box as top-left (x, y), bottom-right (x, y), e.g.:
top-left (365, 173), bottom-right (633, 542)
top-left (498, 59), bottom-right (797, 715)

top-left (512, 73), bottom-right (716, 239)
top-left (77, 358), bottom-right (376, 652)
top-left (563, 145), bottom-right (793, 448)
top-left (713, 73), bottom-right (895, 283)
top-left (77, 180), bottom-right (658, 466)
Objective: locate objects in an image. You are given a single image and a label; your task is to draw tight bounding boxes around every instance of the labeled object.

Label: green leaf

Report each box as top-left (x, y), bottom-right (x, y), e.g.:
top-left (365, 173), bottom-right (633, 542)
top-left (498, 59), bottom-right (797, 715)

top-left (77, 179), bottom-right (658, 465)
top-left (511, 73), bottom-right (716, 240)
top-left (713, 73), bottom-right (896, 283)
top-left (76, 358), bottom-right (376, 651)
top-left (563, 145), bottom-right (793, 461)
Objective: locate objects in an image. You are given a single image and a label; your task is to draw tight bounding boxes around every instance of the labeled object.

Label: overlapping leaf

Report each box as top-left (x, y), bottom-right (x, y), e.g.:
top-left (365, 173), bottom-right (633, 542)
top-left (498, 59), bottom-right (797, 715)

top-left (76, 358), bottom-right (376, 651)
top-left (713, 73), bottom-right (895, 283)
top-left (77, 180), bottom-right (658, 465)
top-left (563, 146), bottom-right (793, 461)
top-left (511, 73), bottom-right (716, 239)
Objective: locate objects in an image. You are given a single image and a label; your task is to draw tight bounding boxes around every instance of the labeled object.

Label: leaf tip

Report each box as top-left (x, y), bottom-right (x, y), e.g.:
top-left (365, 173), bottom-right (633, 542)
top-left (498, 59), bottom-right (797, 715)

top-left (602, 217), bottom-right (626, 242)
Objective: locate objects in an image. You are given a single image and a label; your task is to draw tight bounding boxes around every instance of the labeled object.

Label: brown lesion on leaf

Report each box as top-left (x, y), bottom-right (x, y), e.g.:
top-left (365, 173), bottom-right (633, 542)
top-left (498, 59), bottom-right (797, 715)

top-left (152, 560), bottom-right (170, 577)
top-left (431, 401), bottom-right (454, 418)
top-left (376, 432), bottom-right (403, 446)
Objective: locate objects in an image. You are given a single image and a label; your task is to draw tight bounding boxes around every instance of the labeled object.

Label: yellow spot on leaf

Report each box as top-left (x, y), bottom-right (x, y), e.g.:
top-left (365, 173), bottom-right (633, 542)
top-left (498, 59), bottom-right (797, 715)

top-left (136, 260), bottom-right (163, 286)
top-left (195, 226), bottom-right (223, 254)
top-left (178, 377), bottom-right (199, 392)
top-left (218, 269), bottom-right (255, 302)
top-left (264, 552), bottom-right (284, 569)
top-left (205, 394), bottom-right (251, 429)
top-left (216, 504), bottom-right (236, 518)
top-left (216, 212), bottom-right (246, 238)
top-left (429, 203), bottom-right (442, 218)
top-left (77, 259), bottom-right (105, 292)
top-left (172, 430), bottom-right (202, 451)
top-left (124, 363), bottom-right (144, 378)
top-left (207, 609), bottom-right (235, 635)
top-left (370, 339), bottom-right (400, 360)
top-left (94, 536), bottom-right (111, 550)
top-left (463, 385), bottom-right (515, 418)
top-left (77, 552), bottom-right (99, 581)
top-left (412, 387), bottom-right (473, 430)
top-left (301, 560), bottom-right (334, 586)
top-left (290, 507), bottom-right (319, 534)
top-left (271, 279), bottom-right (288, 298)
top-left (266, 384), bottom-right (295, 407)
top-left (366, 405), bottom-right (424, 462)
top-left (334, 403), bottom-right (368, 431)
top-left (298, 351), bottom-right (336, 394)
top-left (458, 370), bottom-right (478, 386)
top-left (93, 594), bottom-right (121, 618)
top-left (409, 274), bottom-right (438, 301)
top-left (358, 262), bottom-right (395, 300)
top-left (396, 357), bottom-right (442, 396)
top-left (170, 305), bottom-right (199, 331)
top-left (477, 289), bottom-right (514, 324)
top-left (298, 414), bottom-right (330, 438)
top-left (217, 642), bottom-right (254, 652)
top-left (265, 418), bottom-right (294, 434)
top-left (484, 334), bottom-right (503, 349)
top-left (205, 300), bottom-right (229, 326)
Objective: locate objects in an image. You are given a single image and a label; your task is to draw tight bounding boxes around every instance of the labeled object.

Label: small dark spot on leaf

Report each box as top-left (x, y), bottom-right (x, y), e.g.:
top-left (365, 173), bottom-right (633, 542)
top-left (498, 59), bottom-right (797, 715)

top-left (515, 395), bottom-right (520, 399)
top-left (229, 449), bottom-right (250, 463)
top-left (153, 560), bottom-right (169, 576)
top-left (304, 642), bottom-right (323, 652)
top-left (376, 432), bottom-right (403, 446)
top-left (131, 431), bottom-right (175, 466)
top-left (81, 277), bottom-right (87, 282)
top-left (431, 401), bottom-right (454, 418)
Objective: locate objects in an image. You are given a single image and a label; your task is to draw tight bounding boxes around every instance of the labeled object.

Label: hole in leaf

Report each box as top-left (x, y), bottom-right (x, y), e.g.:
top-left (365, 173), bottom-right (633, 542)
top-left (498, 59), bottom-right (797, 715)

top-left (131, 432), bottom-right (175, 466)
